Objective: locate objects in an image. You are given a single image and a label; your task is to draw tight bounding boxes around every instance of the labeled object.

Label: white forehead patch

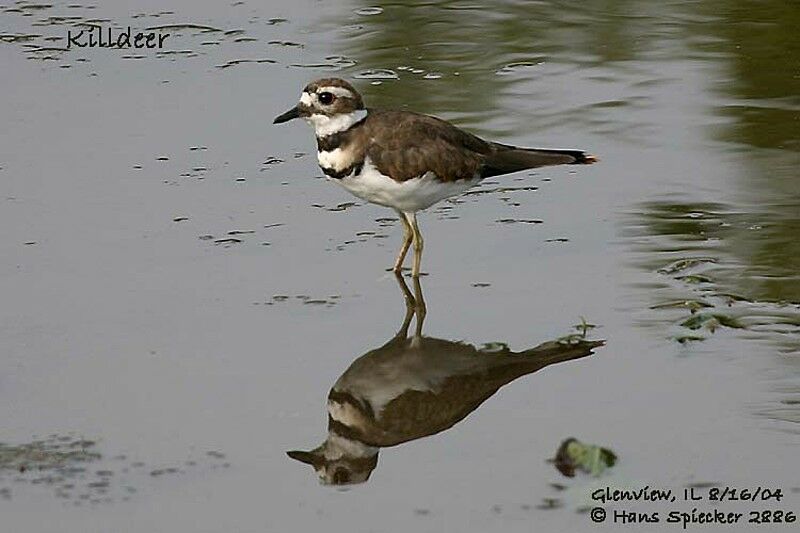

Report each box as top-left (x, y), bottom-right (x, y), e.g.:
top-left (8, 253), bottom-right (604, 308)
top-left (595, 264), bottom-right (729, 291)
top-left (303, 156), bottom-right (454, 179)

top-left (300, 92), bottom-right (313, 106)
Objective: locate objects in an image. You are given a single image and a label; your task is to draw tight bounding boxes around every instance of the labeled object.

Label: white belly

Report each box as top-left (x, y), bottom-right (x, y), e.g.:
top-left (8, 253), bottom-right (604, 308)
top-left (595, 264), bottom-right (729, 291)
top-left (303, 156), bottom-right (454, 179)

top-left (332, 158), bottom-right (480, 212)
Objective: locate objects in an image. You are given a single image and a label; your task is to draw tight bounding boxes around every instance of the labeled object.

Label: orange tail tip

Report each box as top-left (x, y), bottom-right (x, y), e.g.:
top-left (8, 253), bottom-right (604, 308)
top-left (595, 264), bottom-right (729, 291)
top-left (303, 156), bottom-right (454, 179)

top-left (581, 153), bottom-right (599, 164)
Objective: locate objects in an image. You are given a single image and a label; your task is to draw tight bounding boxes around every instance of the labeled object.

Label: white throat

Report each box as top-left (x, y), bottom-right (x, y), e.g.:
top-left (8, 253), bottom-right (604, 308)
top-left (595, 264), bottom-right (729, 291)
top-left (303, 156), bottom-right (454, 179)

top-left (306, 109), bottom-right (367, 137)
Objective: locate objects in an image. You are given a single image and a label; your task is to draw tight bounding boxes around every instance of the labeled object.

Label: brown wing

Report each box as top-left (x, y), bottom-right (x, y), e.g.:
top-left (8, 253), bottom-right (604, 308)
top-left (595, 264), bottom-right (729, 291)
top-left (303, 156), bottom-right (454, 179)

top-left (362, 110), bottom-right (597, 182)
top-left (363, 110), bottom-right (492, 182)
top-left (364, 337), bottom-right (602, 447)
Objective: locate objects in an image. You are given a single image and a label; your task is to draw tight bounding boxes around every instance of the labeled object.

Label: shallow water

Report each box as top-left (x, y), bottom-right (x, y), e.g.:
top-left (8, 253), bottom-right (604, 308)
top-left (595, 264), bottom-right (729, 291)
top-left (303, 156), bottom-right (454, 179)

top-left (1, 0), bottom-right (798, 531)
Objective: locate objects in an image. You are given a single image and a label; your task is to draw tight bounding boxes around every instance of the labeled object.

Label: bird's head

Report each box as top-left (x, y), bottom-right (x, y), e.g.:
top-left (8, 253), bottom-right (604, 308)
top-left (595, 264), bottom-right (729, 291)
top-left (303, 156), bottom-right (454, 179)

top-left (273, 78), bottom-right (366, 137)
top-left (287, 434), bottom-right (378, 486)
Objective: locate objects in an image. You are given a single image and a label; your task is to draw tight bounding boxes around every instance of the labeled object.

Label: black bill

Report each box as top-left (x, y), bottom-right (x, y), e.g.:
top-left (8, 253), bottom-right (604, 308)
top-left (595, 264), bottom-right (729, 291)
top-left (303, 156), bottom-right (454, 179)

top-left (273, 106), bottom-right (300, 124)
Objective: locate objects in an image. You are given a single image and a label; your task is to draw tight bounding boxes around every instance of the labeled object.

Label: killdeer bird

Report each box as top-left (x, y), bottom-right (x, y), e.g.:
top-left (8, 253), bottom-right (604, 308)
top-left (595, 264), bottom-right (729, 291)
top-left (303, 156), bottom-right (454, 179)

top-left (287, 273), bottom-right (603, 485)
top-left (274, 78), bottom-right (597, 277)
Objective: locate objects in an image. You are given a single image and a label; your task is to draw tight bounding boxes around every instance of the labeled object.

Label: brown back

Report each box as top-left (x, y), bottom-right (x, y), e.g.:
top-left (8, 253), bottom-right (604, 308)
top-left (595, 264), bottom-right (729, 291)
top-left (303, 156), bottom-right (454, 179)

top-left (321, 109), bottom-right (595, 183)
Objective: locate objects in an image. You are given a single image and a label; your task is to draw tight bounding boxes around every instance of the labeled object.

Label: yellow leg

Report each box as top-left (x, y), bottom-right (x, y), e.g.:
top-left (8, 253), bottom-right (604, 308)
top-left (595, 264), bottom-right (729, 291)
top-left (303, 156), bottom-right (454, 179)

top-left (408, 212), bottom-right (424, 278)
top-left (392, 271), bottom-right (427, 344)
top-left (410, 274), bottom-right (426, 339)
top-left (392, 271), bottom-right (415, 340)
top-left (393, 211), bottom-right (413, 273)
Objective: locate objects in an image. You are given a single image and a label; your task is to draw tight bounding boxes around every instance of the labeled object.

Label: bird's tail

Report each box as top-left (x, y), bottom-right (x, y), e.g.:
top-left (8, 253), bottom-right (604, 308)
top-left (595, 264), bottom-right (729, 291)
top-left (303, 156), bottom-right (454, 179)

top-left (516, 338), bottom-right (604, 368)
top-left (482, 144), bottom-right (598, 178)
top-left (531, 147), bottom-right (598, 165)
top-left (476, 338), bottom-right (603, 386)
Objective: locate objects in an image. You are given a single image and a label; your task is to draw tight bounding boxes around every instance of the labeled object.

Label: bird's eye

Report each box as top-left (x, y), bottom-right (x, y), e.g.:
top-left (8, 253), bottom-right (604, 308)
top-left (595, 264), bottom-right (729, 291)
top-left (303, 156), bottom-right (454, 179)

top-left (318, 92), bottom-right (335, 105)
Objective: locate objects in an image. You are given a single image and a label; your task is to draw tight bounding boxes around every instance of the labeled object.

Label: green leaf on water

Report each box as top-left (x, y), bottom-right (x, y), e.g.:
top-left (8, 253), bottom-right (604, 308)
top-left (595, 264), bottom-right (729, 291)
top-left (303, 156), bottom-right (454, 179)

top-left (553, 438), bottom-right (617, 477)
top-left (680, 313), bottom-right (744, 331)
top-left (676, 274), bottom-right (713, 284)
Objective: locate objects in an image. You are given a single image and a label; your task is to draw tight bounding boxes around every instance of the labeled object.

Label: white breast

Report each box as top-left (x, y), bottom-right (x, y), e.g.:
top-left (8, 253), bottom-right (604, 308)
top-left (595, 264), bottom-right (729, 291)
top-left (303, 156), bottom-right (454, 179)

top-left (317, 148), bottom-right (350, 171)
top-left (334, 158), bottom-right (480, 212)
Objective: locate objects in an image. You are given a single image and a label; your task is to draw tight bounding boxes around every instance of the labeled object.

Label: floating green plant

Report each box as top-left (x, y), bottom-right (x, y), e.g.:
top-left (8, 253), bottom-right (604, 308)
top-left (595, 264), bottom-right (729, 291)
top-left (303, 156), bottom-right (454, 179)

top-left (680, 312), bottom-right (744, 332)
top-left (552, 438), bottom-right (617, 478)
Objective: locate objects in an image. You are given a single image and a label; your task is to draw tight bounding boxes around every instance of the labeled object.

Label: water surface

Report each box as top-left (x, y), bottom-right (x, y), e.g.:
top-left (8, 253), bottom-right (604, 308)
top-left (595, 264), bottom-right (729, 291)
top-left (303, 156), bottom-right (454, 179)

top-left (1, 0), bottom-right (798, 531)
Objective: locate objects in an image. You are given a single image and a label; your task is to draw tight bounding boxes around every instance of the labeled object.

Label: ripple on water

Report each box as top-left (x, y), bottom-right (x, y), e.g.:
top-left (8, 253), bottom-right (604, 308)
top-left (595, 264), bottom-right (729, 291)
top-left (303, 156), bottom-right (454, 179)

top-left (290, 55), bottom-right (357, 71)
top-left (625, 200), bottom-right (800, 357)
top-left (0, 33), bottom-right (40, 43)
top-left (145, 23), bottom-right (223, 33)
top-left (215, 58), bottom-right (276, 69)
top-left (354, 68), bottom-right (398, 80)
top-left (355, 7), bottom-right (384, 16)
top-left (495, 60), bottom-right (544, 76)
top-left (268, 40), bottom-right (304, 48)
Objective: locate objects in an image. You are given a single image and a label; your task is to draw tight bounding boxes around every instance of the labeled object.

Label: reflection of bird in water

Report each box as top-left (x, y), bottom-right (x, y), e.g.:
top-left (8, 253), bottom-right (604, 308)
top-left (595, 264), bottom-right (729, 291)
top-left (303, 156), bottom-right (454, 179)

top-left (288, 274), bottom-right (604, 485)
